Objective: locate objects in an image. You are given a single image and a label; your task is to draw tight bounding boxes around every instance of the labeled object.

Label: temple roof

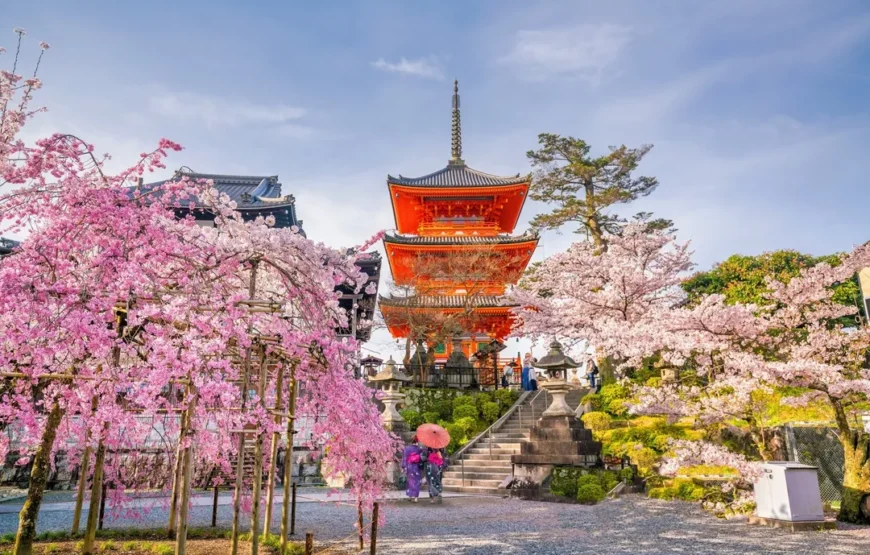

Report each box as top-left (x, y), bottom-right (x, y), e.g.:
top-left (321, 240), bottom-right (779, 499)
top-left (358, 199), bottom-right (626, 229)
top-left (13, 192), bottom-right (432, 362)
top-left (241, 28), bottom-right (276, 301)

top-left (378, 294), bottom-right (516, 309)
top-left (383, 232), bottom-right (538, 246)
top-left (388, 163), bottom-right (529, 188)
top-left (144, 168), bottom-right (304, 232)
top-left (0, 237), bottom-right (20, 257)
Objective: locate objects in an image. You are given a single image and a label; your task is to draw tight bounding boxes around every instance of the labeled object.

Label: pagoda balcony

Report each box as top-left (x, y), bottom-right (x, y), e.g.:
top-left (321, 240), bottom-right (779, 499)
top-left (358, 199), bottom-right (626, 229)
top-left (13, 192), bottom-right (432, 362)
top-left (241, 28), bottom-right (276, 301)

top-left (418, 221), bottom-right (501, 236)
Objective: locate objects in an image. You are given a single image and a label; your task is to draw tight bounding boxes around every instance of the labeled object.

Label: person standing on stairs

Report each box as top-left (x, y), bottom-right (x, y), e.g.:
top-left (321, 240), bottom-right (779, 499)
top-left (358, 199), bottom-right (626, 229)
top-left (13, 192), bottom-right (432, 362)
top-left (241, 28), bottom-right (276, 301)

top-left (521, 353), bottom-right (532, 390)
top-left (421, 445), bottom-right (448, 503)
top-left (401, 436), bottom-right (424, 502)
top-left (530, 359), bottom-right (539, 389)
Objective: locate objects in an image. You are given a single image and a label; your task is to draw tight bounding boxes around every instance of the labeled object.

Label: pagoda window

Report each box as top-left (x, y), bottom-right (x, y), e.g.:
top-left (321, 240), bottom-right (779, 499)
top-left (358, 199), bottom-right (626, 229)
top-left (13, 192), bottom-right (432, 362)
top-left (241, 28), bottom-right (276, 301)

top-left (434, 342), bottom-right (446, 355)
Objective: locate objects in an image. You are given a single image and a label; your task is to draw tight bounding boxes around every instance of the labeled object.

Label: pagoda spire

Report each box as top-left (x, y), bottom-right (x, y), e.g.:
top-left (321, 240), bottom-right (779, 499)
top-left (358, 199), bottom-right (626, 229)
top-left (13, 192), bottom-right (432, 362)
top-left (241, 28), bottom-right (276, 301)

top-left (450, 79), bottom-right (464, 166)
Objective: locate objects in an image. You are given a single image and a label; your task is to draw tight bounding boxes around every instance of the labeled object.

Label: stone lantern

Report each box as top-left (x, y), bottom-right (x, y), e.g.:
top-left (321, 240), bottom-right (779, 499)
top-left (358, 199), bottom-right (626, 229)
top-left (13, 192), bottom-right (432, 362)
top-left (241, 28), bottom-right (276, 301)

top-left (534, 340), bottom-right (581, 417)
top-left (369, 356), bottom-right (412, 432)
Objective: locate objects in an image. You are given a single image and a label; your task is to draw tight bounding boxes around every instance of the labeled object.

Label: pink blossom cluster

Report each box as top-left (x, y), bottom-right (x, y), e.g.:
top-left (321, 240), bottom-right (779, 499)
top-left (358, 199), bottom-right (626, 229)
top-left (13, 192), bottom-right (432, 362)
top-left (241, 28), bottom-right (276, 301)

top-left (0, 33), bottom-right (397, 528)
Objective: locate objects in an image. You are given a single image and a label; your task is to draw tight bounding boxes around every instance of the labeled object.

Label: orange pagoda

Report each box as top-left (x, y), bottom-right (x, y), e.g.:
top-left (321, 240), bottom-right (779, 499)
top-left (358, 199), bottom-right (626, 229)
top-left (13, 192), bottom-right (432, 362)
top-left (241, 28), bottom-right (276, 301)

top-left (379, 81), bottom-right (538, 363)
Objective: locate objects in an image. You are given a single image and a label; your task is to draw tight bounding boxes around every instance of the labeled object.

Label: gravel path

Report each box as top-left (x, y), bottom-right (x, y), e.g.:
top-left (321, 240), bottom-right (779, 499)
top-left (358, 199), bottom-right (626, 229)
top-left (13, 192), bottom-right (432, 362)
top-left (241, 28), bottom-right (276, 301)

top-left (0, 493), bottom-right (867, 554)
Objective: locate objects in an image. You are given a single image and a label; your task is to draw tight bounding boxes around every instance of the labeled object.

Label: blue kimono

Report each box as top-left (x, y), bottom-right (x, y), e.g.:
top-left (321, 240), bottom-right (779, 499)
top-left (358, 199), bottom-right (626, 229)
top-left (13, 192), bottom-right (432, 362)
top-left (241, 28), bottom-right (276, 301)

top-left (421, 447), bottom-right (448, 498)
top-left (401, 444), bottom-right (423, 498)
top-left (521, 365), bottom-right (530, 390)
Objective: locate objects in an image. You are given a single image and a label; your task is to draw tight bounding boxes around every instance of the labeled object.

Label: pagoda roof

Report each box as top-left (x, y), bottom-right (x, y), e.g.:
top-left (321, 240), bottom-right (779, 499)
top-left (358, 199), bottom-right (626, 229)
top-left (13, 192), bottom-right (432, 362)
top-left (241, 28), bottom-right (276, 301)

top-left (383, 232), bottom-right (538, 246)
top-left (388, 163), bottom-right (529, 188)
top-left (378, 294), bottom-right (517, 309)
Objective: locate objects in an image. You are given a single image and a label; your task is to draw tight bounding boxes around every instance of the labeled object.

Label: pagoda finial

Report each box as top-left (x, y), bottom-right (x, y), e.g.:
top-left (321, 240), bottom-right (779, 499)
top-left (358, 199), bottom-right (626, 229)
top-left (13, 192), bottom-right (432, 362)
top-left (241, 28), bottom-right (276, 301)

top-left (450, 79), bottom-right (464, 165)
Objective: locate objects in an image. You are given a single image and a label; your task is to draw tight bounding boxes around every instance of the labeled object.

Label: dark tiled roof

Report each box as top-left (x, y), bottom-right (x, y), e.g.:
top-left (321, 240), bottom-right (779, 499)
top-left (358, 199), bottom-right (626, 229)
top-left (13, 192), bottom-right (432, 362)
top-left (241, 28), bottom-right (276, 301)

top-left (144, 168), bottom-right (303, 233)
top-left (388, 163), bottom-right (529, 188)
top-left (378, 295), bottom-right (516, 309)
top-left (0, 237), bottom-right (20, 256)
top-left (384, 232), bottom-right (538, 246)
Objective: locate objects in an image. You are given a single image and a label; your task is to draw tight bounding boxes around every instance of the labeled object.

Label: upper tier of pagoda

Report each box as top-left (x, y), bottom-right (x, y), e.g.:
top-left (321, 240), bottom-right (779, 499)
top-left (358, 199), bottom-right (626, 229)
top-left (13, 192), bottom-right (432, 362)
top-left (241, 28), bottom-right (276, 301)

top-left (387, 82), bottom-right (530, 237)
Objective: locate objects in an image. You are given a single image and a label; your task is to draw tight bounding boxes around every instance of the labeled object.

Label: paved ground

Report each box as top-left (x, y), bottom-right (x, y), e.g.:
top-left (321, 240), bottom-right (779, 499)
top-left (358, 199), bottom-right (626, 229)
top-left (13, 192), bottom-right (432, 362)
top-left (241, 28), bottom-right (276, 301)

top-left (1, 491), bottom-right (868, 554)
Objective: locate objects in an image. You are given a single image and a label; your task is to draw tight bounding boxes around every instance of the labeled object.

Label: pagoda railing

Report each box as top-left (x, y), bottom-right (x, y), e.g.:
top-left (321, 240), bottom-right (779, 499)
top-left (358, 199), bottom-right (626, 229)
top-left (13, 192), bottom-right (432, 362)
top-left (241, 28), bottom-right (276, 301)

top-left (400, 357), bottom-right (522, 389)
top-left (417, 221), bottom-right (501, 236)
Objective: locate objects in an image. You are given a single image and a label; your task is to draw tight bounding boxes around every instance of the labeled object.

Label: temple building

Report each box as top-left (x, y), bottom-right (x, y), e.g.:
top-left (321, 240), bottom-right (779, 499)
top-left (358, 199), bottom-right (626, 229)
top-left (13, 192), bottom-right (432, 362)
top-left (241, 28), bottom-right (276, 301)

top-left (379, 81), bottom-right (537, 365)
top-left (145, 168), bottom-right (380, 343)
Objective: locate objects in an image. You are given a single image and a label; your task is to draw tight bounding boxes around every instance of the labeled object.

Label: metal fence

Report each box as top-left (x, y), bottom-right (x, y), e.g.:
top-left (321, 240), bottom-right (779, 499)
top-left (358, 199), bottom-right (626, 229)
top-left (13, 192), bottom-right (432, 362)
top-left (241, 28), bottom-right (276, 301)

top-left (401, 359), bottom-right (524, 389)
top-left (783, 424), bottom-right (843, 503)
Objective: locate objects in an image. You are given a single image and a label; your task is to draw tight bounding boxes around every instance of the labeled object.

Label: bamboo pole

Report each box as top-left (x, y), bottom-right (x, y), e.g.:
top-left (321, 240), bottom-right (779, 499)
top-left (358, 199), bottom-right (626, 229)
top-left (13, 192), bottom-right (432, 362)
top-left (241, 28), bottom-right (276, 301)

top-left (249, 348), bottom-right (268, 555)
top-left (280, 364), bottom-right (298, 554)
top-left (263, 363), bottom-right (285, 539)
top-left (175, 387), bottom-right (198, 555)
top-left (231, 260), bottom-right (259, 555)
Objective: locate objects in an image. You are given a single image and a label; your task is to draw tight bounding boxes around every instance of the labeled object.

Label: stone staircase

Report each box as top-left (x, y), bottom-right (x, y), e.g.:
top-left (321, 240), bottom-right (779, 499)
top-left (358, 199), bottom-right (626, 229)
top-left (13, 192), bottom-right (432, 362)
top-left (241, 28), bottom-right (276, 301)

top-left (443, 386), bottom-right (589, 494)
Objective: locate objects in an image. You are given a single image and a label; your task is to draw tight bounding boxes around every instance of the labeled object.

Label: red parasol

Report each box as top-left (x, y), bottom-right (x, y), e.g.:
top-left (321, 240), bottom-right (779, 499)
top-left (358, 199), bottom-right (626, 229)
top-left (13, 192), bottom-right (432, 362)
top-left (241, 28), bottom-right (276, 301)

top-left (416, 423), bottom-right (451, 449)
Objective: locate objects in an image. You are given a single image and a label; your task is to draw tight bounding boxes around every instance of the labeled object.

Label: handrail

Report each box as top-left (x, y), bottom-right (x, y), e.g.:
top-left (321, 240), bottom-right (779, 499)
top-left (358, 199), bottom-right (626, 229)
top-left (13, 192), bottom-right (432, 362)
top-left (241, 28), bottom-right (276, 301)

top-left (450, 389), bottom-right (532, 464)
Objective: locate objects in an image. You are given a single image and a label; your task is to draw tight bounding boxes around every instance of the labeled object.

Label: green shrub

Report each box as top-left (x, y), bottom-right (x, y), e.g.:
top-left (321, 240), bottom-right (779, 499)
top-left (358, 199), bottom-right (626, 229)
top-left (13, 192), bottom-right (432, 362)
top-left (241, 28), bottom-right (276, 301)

top-left (580, 392), bottom-right (601, 411)
top-left (475, 392), bottom-right (493, 410)
top-left (152, 544), bottom-right (174, 555)
top-left (422, 411), bottom-right (440, 424)
top-left (122, 542), bottom-right (139, 551)
top-left (619, 466), bottom-right (635, 482)
top-left (576, 483), bottom-right (606, 504)
top-left (433, 399), bottom-right (454, 420)
top-left (481, 401), bottom-right (500, 424)
top-left (453, 404), bottom-right (479, 420)
top-left (581, 411), bottom-right (612, 432)
top-left (100, 540), bottom-right (118, 551)
top-left (453, 416), bottom-right (477, 437)
top-left (549, 467), bottom-right (584, 498)
top-left (599, 470), bottom-right (619, 493)
top-left (44, 545), bottom-right (60, 554)
top-left (577, 473), bottom-right (599, 488)
top-left (452, 395), bottom-right (475, 411)
top-left (0, 534), bottom-right (12, 545)
top-left (494, 388), bottom-right (514, 408)
top-left (400, 409), bottom-right (423, 430)
top-left (443, 423), bottom-right (463, 453)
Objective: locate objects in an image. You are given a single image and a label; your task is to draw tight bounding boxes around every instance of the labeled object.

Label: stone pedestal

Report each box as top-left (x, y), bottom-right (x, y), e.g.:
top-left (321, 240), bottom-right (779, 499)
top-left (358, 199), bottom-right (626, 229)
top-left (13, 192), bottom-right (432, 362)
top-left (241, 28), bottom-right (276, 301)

top-left (511, 415), bottom-right (601, 485)
top-left (541, 380), bottom-right (576, 417)
top-left (380, 390), bottom-right (408, 433)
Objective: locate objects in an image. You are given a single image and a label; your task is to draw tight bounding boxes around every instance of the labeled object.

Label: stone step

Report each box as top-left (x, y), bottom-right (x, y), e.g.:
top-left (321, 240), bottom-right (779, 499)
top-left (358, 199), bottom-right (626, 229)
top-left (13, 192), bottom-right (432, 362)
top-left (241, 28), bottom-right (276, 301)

top-left (442, 485), bottom-right (504, 495)
top-left (464, 453), bottom-right (513, 461)
top-left (442, 478), bottom-right (503, 488)
top-left (475, 442), bottom-right (523, 450)
top-left (442, 471), bottom-right (505, 480)
top-left (468, 447), bottom-right (519, 455)
top-left (449, 465), bottom-right (511, 474)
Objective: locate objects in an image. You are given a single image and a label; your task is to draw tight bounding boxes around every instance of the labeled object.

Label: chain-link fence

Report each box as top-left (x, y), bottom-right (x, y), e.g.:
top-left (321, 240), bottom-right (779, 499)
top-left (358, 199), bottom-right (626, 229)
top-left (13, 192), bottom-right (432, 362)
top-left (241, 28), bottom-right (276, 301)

top-left (783, 424), bottom-right (843, 503)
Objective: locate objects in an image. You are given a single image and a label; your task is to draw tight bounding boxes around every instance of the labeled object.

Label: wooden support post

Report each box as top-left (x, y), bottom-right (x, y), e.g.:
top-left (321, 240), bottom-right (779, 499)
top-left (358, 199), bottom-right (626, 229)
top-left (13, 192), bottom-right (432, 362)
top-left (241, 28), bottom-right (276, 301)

top-left (291, 483), bottom-right (297, 536)
top-left (98, 482), bottom-right (107, 530)
top-left (358, 503), bottom-right (364, 550)
top-left (175, 388), bottom-right (197, 555)
top-left (71, 442), bottom-right (92, 535)
top-left (370, 503), bottom-right (379, 555)
top-left (211, 485), bottom-right (219, 528)
top-left (280, 365), bottom-right (298, 555)
top-left (81, 439), bottom-right (106, 555)
top-left (249, 348), bottom-right (268, 555)
top-left (263, 363), bottom-right (285, 539)
top-left (304, 532), bottom-right (313, 555)
top-left (231, 259), bottom-right (259, 555)
top-left (168, 388), bottom-right (189, 539)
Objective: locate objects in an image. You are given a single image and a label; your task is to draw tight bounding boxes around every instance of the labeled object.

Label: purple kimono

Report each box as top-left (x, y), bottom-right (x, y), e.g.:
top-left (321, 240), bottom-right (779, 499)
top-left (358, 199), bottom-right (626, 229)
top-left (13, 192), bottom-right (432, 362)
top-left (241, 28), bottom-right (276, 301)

top-left (401, 444), bottom-right (423, 498)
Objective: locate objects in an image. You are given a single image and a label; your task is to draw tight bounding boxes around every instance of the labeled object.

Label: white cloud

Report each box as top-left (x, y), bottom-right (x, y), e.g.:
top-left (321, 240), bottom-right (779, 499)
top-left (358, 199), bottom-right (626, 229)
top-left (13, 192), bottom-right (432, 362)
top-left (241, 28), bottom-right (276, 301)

top-left (370, 56), bottom-right (445, 80)
top-left (499, 23), bottom-right (632, 83)
top-left (148, 91), bottom-right (307, 128)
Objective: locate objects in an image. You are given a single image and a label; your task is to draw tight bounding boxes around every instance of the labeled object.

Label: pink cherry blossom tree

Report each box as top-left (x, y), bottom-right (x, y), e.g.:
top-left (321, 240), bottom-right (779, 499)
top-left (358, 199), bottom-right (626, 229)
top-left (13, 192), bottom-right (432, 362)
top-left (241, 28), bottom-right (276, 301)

top-left (1, 30), bottom-right (396, 555)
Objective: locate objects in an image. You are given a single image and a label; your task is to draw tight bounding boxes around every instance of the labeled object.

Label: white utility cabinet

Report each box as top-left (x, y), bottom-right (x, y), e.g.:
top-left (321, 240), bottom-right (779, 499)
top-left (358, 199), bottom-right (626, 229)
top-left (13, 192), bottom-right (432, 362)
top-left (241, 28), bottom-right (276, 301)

top-left (754, 462), bottom-right (824, 522)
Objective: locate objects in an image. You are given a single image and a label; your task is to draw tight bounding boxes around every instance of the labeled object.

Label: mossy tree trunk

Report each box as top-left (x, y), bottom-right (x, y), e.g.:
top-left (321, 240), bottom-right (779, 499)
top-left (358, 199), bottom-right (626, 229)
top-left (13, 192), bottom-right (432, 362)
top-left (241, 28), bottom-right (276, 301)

top-left (13, 400), bottom-right (64, 555)
top-left (839, 429), bottom-right (870, 524)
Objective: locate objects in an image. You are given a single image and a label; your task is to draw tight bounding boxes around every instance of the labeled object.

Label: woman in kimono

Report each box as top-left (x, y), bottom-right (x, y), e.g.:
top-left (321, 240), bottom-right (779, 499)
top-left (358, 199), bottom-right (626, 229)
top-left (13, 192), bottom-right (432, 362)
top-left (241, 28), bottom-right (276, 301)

top-left (401, 436), bottom-right (423, 502)
top-left (521, 353), bottom-right (533, 390)
top-left (421, 445), bottom-right (448, 503)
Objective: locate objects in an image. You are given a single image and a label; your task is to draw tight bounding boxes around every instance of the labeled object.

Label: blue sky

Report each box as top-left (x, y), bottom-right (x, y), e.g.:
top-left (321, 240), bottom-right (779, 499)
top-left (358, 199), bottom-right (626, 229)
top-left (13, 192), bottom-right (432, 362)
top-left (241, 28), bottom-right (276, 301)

top-left (7, 0), bottom-right (870, 359)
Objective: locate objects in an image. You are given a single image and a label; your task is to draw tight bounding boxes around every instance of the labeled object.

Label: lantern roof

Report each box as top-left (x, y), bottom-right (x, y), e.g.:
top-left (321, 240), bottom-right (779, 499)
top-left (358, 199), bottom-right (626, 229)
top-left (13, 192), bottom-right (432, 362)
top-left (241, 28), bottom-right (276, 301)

top-left (534, 340), bottom-right (581, 370)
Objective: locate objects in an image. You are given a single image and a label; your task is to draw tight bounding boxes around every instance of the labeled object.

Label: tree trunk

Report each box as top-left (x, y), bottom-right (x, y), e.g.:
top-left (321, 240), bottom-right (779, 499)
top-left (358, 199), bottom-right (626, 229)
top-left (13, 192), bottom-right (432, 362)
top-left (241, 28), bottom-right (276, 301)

top-left (13, 401), bottom-right (64, 555)
top-left (839, 430), bottom-right (870, 524)
top-left (82, 438), bottom-right (106, 555)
